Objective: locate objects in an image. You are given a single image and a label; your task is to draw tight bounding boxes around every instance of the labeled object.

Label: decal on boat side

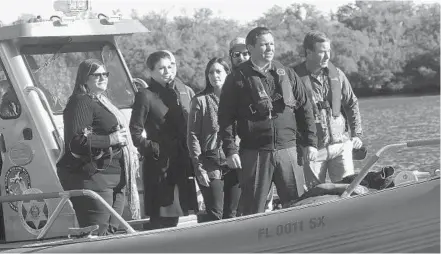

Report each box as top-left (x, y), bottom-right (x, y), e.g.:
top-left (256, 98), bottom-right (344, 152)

top-left (4, 166), bottom-right (32, 212)
top-left (9, 142), bottom-right (35, 166)
top-left (257, 216), bottom-right (325, 240)
top-left (18, 188), bottom-right (50, 235)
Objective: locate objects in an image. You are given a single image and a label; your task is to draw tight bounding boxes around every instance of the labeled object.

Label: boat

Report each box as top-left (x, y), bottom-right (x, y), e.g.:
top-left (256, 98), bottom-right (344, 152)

top-left (0, 1), bottom-right (439, 252)
top-left (1, 138), bottom-right (439, 253)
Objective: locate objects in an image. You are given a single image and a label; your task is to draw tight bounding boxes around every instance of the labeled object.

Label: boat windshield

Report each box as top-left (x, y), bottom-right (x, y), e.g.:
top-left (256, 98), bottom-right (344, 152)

top-left (21, 40), bottom-right (134, 114)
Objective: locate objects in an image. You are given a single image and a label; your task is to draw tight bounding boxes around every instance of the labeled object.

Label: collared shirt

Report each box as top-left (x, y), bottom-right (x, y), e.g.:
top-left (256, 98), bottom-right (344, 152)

top-left (309, 68), bottom-right (330, 103)
top-left (308, 68), bottom-right (334, 146)
top-left (250, 59), bottom-right (272, 73)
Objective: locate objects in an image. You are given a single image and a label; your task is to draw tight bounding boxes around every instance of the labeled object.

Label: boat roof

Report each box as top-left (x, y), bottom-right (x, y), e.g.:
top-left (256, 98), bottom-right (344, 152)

top-left (0, 18), bottom-right (149, 41)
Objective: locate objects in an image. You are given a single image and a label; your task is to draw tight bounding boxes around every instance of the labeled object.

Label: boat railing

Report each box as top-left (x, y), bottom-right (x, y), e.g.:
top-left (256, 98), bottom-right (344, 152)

top-left (0, 189), bottom-right (136, 240)
top-left (341, 138), bottom-right (440, 198)
top-left (132, 77), bottom-right (148, 90)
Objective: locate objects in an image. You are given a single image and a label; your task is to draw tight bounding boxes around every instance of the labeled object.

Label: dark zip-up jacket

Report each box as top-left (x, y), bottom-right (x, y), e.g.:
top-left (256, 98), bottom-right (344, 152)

top-left (218, 60), bottom-right (317, 157)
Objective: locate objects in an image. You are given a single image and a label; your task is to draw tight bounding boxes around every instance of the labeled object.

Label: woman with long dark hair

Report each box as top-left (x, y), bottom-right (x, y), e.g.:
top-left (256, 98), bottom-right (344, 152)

top-left (57, 59), bottom-right (140, 235)
top-left (187, 57), bottom-right (241, 222)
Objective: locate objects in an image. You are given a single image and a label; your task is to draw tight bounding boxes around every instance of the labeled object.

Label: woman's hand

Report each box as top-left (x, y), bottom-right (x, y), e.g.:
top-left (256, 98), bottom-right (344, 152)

top-left (150, 141), bottom-right (160, 160)
top-left (109, 128), bottom-right (128, 146)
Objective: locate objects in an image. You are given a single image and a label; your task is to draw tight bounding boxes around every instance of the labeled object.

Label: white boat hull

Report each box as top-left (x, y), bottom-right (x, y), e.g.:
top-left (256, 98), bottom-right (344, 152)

top-left (5, 177), bottom-right (439, 253)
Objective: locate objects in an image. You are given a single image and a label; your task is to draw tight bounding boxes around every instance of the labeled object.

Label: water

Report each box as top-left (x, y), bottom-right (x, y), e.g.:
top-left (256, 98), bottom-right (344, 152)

top-left (354, 95), bottom-right (440, 173)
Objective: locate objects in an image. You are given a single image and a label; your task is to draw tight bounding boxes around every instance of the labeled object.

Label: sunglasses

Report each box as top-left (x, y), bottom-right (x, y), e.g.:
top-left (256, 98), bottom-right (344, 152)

top-left (231, 51), bottom-right (250, 58)
top-left (89, 72), bottom-right (110, 78)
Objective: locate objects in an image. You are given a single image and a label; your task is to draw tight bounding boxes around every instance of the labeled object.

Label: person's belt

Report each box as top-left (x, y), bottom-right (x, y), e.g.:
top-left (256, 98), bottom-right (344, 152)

top-left (325, 137), bottom-right (350, 146)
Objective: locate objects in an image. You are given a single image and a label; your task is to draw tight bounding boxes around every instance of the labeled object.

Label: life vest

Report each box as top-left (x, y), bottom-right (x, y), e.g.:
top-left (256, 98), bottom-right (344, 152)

top-left (238, 61), bottom-right (296, 117)
top-left (294, 61), bottom-right (348, 146)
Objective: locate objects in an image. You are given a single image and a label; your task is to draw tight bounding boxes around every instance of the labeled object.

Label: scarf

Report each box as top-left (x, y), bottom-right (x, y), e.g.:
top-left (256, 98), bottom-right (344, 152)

top-left (96, 94), bottom-right (141, 220)
top-left (205, 92), bottom-right (219, 133)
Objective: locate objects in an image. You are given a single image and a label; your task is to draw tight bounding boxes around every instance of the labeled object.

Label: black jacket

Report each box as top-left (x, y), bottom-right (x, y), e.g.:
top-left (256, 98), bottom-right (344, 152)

top-left (129, 78), bottom-right (197, 217)
top-left (218, 60), bottom-right (317, 156)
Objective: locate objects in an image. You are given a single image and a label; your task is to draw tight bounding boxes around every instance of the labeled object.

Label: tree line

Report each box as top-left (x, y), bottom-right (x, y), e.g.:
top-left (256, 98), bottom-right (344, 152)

top-left (6, 1), bottom-right (441, 96)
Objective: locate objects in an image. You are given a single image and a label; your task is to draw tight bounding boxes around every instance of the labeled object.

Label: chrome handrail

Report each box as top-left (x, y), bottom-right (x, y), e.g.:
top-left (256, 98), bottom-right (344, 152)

top-left (132, 77), bottom-right (148, 92)
top-left (24, 86), bottom-right (64, 163)
top-left (0, 189), bottom-right (136, 239)
top-left (341, 138), bottom-right (440, 198)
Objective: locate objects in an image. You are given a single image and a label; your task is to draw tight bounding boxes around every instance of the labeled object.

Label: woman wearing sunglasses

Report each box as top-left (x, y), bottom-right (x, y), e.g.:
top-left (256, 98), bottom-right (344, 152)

top-left (57, 59), bottom-right (140, 236)
top-left (187, 57), bottom-right (241, 222)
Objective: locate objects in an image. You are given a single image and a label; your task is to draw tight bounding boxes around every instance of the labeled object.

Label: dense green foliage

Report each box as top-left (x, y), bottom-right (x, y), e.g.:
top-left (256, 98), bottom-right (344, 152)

top-left (7, 1), bottom-right (441, 96)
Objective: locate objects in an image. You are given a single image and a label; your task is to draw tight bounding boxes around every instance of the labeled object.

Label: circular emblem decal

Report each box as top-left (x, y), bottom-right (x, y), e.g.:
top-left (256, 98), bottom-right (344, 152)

top-left (18, 188), bottom-right (50, 235)
top-left (4, 166), bottom-right (32, 212)
top-left (277, 69), bottom-right (286, 75)
top-left (9, 142), bottom-right (34, 166)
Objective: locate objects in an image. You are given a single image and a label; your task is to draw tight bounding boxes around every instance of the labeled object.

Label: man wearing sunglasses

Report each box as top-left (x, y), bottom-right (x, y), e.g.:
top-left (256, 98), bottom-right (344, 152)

top-left (229, 37), bottom-right (250, 70)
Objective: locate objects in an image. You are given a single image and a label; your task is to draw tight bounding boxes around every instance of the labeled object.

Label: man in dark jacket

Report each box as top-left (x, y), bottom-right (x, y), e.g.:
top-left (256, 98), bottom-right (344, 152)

top-left (229, 36), bottom-right (275, 212)
top-left (218, 27), bottom-right (317, 215)
top-left (229, 37), bottom-right (250, 71)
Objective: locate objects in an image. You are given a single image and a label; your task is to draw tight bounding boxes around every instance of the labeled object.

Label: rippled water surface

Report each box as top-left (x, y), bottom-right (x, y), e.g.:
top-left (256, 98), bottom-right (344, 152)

top-left (354, 95), bottom-right (440, 173)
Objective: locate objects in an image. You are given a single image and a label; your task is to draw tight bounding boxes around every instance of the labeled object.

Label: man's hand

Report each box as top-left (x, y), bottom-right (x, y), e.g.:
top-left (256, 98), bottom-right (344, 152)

top-left (352, 137), bottom-right (363, 149)
top-left (304, 146), bottom-right (317, 161)
top-left (196, 171), bottom-right (210, 187)
top-left (226, 154), bottom-right (242, 169)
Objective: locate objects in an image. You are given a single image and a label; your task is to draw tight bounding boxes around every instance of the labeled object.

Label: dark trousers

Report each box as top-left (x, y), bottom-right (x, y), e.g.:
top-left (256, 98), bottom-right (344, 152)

top-left (237, 146), bottom-right (305, 216)
top-left (61, 171), bottom-right (126, 236)
top-left (70, 188), bottom-right (125, 235)
top-left (222, 169), bottom-right (241, 219)
top-left (198, 170), bottom-right (241, 222)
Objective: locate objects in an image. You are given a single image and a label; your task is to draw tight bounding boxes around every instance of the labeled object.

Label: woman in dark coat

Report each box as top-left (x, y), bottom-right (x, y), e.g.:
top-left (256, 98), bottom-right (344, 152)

top-left (57, 59), bottom-right (140, 235)
top-left (129, 51), bottom-right (197, 229)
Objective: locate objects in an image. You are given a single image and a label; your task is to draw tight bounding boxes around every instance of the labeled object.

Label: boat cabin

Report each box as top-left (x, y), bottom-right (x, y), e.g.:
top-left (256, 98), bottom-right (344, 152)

top-left (0, 0), bottom-right (148, 242)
